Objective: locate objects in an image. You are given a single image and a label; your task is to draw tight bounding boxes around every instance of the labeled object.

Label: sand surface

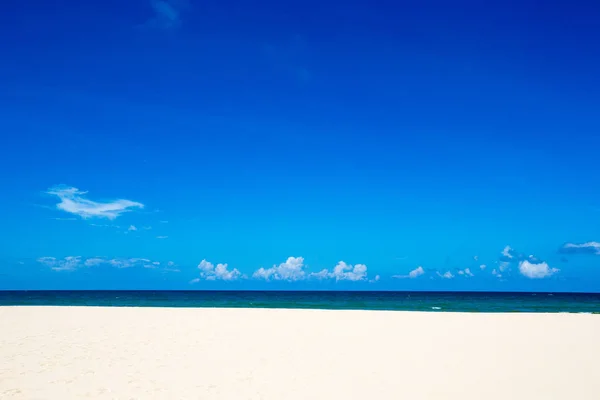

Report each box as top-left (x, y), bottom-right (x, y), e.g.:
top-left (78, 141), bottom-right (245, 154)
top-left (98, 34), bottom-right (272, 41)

top-left (1, 307), bottom-right (599, 399)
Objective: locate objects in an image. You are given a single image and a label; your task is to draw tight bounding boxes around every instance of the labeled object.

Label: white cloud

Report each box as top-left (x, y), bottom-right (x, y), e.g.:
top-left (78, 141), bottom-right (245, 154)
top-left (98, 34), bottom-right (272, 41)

top-left (474, 256), bottom-right (478, 261)
top-left (37, 256), bottom-right (81, 271)
top-left (495, 245), bottom-right (542, 277)
top-left (196, 259), bottom-right (242, 281)
top-left (498, 261), bottom-right (510, 272)
top-left (143, 226), bottom-right (152, 230)
top-left (309, 269), bottom-right (330, 280)
top-left (457, 268), bottom-right (474, 277)
top-left (156, 236), bottom-right (168, 239)
top-left (141, 261), bottom-right (161, 269)
top-left (501, 245), bottom-right (514, 259)
top-left (492, 269), bottom-right (502, 278)
top-left (560, 242), bottom-right (600, 255)
top-left (252, 268), bottom-right (273, 280)
top-left (40, 256), bottom-right (172, 271)
top-left (89, 223), bottom-right (120, 228)
top-left (105, 258), bottom-right (153, 269)
top-left (164, 261), bottom-right (180, 272)
top-left (393, 266), bottom-right (425, 279)
top-left (519, 260), bottom-right (559, 279)
top-left (46, 186), bottom-right (143, 220)
top-left (128, 225), bottom-right (137, 231)
top-left (437, 271), bottom-right (454, 279)
top-left (129, 258), bottom-right (151, 263)
top-left (408, 266), bottom-right (425, 278)
top-left (330, 261), bottom-right (368, 281)
top-left (307, 261), bottom-right (370, 282)
top-left (213, 263), bottom-right (242, 280)
top-left (253, 257), bottom-right (306, 281)
top-left (480, 264), bottom-right (486, 270)
top-left (84, 257), bottom-right (106, 267)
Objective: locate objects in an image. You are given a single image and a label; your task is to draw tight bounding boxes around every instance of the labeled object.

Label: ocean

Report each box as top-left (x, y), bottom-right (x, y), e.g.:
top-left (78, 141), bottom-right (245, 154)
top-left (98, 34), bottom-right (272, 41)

top-left (0, 291), bottom-right (599, 312)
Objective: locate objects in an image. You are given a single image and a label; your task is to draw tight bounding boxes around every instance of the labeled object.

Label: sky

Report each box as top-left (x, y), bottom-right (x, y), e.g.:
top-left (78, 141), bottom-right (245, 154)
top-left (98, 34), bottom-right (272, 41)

top-left (1, 0), bottom-right (599, 291)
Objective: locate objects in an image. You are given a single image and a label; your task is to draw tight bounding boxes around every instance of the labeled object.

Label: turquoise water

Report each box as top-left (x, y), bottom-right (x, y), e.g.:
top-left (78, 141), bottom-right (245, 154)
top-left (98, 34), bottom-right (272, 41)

top-left (1, 291), bottom-right (599, 313)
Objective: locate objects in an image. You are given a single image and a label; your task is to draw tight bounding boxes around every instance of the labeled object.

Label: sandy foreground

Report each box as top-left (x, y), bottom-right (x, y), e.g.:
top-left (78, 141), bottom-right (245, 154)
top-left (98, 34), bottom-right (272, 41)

top-left (1, 307), bottom-right (599, 399)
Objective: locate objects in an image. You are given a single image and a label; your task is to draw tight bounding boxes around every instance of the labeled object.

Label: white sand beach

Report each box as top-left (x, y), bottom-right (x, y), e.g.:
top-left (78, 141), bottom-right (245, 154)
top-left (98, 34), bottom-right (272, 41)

top-left (1, 307), bottom-right (599, 399)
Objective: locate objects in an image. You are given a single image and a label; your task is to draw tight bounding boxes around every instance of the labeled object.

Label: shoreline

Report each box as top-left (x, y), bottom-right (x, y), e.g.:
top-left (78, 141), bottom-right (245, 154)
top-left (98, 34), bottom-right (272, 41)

top-left (0, 304), bottom-right (599, 313)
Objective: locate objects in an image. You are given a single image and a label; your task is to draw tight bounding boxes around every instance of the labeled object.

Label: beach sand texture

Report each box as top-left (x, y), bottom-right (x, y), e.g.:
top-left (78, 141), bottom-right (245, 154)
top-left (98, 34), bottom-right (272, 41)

top-left (1, 306), bottom-right (599, 399)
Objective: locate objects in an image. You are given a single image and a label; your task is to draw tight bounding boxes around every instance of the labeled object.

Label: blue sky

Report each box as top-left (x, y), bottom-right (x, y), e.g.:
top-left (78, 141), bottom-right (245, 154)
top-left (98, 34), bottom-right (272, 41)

top-left (1, 0), bottom-right (599, 291)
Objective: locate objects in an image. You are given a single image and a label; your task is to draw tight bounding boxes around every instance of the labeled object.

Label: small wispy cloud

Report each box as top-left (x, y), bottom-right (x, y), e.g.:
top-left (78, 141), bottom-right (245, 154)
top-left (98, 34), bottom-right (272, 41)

top-left (46, 186), bottom-right (143, 220)
top-left (84, 257), bottom-right (106, 267)
top-left (501, 245), bottom-right (515, 260)
top-left (37, 256), bottom-right (81, 271)
top-left (143, 261), bottom-right (160, 269)
top-left (409, 266), bottom-right (425, 278)
top-left (392, 266), bottom-right (425, 279)
top-left (519, 260), bottom-right (558, 279)
top-left (165, 261), bottom-right (180, 272)
top-left (457, 268), bottom-right (474, 277)
top-left (89, 223), bottom-right (121, 228)
top-left (195, 259), bottom-right (242, 281)
top-left (480, 264), bottom-right (486, 270)
top-left (128, 225), bottom-right (138, 232)
top-left (105, 258), bottom-right (147, 269)
top-left (437, 271), bottom-right (454, 279)
top-left (143, 0), bottom-right (189, 30)
top-left (156, 235), bottom-right (168, 239)
top-left (38, 256), bottom-right (177, 272)
top-left (498, 261), bottom-right (511, 272)
top-left (559, 242), bottom-right (600, 255)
